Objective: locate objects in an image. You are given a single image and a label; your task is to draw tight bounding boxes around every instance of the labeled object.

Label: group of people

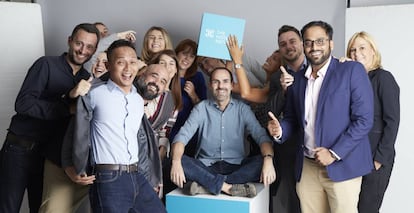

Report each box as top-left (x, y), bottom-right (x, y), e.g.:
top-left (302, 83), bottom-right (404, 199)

top-left (0, 19), bottom-right (399, 213)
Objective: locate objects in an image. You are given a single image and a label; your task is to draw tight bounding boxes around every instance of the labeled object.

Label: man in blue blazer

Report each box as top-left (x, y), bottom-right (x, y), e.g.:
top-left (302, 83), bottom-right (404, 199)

top-left (268, 21), bottom-right (374, 213)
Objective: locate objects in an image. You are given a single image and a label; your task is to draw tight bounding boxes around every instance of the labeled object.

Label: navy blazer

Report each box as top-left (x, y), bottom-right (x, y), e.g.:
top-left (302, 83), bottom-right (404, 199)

top-left (280, 57), bottom-right (374, 182)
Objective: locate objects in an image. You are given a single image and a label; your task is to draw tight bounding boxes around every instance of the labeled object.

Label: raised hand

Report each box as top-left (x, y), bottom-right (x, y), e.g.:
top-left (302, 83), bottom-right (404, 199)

top-left (117, 30), bottom-right (137, 42)
top-left (267, 111), bottom-right (282, 138)
top-left (280, 66), bottom-right (294, 92)
top-left (226, 35), bottom-right (244, 64)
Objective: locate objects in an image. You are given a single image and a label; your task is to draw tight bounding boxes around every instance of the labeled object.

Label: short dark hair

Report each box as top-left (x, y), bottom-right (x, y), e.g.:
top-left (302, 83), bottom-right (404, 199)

top-left (70, 23), bottom-right (100, 44)
top-left (278, 25), bottom-right (301, 39)
top-left (209, 67), bottom-right (233, 83)
top-left (106, 40), bottom-right (136, 62)
top-left (301, 21), bottom-right (333, 40)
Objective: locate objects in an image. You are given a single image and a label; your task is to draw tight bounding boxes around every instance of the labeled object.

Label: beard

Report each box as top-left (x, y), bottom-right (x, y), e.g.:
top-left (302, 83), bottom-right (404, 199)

top-left (136, 78), bottom-right (159, 100)
top-left (283, 49), bottom-right (301, 63)
top-left (306, 48), bottom-right (331, 67)
top-left (214, 88), bottom-right (230, 102)
top-left (67, 50), bottom-right (92, 66)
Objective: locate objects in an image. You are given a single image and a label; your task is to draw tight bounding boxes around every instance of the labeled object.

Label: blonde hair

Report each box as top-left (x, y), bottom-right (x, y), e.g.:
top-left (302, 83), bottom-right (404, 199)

top-left (346, 31), bottom-right (382, 70)
top-left (141, 26), bottom-right (173, 63)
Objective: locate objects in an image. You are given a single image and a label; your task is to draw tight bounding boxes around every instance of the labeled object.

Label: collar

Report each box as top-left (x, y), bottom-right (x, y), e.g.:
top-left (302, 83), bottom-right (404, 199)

top-left (286, 57), bottom-right (308, 73)
top-left (106, 79), bottom-right (137, 94)
top-left (209, 97), bottom-right (234, 110)
top-left (61, 53), bottom-right (89, 77)
top-left (304, 56), bottom-right (331, 80)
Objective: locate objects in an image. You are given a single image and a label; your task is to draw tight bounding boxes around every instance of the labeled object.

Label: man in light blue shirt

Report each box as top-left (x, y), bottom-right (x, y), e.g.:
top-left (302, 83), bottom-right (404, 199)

top-left (72, 40), bottom-right (166, 212)
top-left (170, 67), bottom-right (276, 197)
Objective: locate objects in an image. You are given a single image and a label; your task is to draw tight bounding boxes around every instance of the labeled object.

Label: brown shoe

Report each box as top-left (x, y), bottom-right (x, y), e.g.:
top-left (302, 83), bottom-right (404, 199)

top-left (230, 183), bottom-right (257, 198)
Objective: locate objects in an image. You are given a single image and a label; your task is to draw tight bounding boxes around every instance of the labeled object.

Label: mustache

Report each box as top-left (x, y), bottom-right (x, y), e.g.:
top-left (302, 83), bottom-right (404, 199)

top-left (216, 88), bottom-right (228, 92)
top-left (146, 82), bottom-right (160, 93)
top-left (309, 50), bottom-right (322, 54)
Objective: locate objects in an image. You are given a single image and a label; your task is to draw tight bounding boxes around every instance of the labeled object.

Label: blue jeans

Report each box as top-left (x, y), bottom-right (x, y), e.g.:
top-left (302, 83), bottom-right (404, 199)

top-left (0, 135), bottom-right (44, 213)
top-left (181, 155), bottom-right (263, 194)
top-left (89, 170), bottom-right (166, 213)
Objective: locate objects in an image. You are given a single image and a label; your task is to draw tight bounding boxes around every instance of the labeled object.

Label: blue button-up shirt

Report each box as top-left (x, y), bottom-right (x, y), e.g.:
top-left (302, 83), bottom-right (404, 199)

top-left (90, 80), bottom-right (144, 165)
top-left (173, 98), bottom-right (271, 166)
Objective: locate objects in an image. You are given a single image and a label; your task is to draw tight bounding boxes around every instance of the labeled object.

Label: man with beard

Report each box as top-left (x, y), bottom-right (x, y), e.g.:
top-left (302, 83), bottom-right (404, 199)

top-left (170, 67), bottom-right (276, 198)
top-left (267, 25), bottom-right (307, 213)
top-left (225, 26), bottom-right (306, 210)
top-left (267, 21), bottom-right (374, 213)
top-left (135, 64), bottom-right (177, 200)
top-left (135, 64), bottom-right (175, 161)
top-left (0, 23), bottom-right (99, 213)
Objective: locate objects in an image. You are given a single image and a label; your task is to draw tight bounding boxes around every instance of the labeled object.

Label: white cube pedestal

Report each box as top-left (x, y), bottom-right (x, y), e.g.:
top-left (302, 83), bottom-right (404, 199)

top-left (166, 183), bottom-right (269, 213)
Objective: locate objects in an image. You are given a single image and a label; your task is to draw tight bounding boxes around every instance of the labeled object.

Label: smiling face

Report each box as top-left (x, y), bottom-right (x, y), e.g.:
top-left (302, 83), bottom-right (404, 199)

top-left (92, 52), bottom-right (108, 78)
top-left (278, 31), bottom-right (303, 64)
top-left (107, 46), bottom-right (140, 93)
top-left (303, 26), bottom-right (333, 71)
top-left (67, 29), bottom-right (98, 67)
top-left (158, 54), bottom-right (177, 79)
top-left (348, 37), bottom-right (375, 71)
top-left (146, 29), bottom-right (166, 54)
top-left (210, 68), bottom-right (233, 105)
top-left (137, 64), bottom-right (169, 100)
top-left (262, 50), bottom-right (282, 74)
top-left (177, 48), bottom-right (196, 71)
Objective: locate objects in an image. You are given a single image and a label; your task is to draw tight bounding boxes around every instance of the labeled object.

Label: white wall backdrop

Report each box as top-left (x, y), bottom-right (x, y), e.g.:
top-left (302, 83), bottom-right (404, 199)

top-left (346, 4), bottom-right (414, 212)
top-left (2, 1), bottom-right (412, 212)
top-left (0, 3), bottom-right (45, 213)
top-left (35, 0), bottom-right (347, 63)
top-left (0, 2), bottom-right (45, 145)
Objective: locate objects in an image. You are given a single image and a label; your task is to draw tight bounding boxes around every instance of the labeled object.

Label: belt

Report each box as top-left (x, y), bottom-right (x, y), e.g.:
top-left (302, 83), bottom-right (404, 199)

top-left (94, 163), bottom-right (139, 173)
top-left (6, 132), bottom-right (37, 150)
top-left (305, 156), bottom-right (316, 161)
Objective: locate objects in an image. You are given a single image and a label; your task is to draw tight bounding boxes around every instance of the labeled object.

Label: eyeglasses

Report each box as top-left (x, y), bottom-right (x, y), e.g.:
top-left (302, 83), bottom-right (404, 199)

top-left (304, 38), bottom-right (330, 47)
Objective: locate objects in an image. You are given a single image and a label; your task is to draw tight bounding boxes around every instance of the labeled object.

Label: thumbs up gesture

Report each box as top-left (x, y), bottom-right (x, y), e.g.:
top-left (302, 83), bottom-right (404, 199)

top-left (267, 111), bottom-right (282, 138)
top-left (69, 76), bottom-right (93, 98)
top-left (280, 66), bottom-right (294, 92)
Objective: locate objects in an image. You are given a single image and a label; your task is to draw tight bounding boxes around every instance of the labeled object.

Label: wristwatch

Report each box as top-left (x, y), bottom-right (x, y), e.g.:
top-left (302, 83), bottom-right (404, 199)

top-left (235, 63), bottom-right (243, 69)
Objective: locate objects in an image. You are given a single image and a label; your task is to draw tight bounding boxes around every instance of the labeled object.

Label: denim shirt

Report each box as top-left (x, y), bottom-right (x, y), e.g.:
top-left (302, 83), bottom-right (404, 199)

top-left (173, 98), bottom-right (271, 166)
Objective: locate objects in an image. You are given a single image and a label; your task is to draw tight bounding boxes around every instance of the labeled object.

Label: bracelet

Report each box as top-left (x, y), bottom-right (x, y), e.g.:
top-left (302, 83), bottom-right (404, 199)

top-left (263, 154), bottom-right (274, 158)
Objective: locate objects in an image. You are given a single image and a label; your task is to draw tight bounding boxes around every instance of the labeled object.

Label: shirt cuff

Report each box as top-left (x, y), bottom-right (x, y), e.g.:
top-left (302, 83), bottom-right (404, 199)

top-left (272, 129), bottom-right (282, 142)
top-left (329, 149), bottom-right (341, 161)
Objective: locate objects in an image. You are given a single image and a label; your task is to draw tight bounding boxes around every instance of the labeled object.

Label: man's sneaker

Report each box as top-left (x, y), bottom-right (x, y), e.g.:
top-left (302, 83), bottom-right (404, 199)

top-left (184, 181), bottom-right (210, 195)
top-left (230, 183), bottom-right (257, 198)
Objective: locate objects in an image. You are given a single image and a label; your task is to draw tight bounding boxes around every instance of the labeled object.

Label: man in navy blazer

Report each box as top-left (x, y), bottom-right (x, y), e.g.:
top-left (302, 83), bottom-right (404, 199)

top-left (268, 21), bottom-right (374, 213)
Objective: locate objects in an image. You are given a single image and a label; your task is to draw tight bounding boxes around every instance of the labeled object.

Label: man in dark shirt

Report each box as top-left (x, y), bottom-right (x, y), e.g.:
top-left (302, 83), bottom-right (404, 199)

top-left (0, 23), bottom-right (99, 213)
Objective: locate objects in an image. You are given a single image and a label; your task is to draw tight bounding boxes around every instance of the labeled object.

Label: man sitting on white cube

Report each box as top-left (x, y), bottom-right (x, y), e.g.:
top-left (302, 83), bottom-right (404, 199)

top-left (170, 67), bottom-right (276, 198)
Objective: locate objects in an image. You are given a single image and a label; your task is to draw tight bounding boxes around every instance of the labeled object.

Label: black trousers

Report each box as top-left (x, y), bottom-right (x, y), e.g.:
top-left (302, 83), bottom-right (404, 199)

top-left (358, 164), bottom-right (394, 213)
top-left (270, 138), bottom-right (301, 213)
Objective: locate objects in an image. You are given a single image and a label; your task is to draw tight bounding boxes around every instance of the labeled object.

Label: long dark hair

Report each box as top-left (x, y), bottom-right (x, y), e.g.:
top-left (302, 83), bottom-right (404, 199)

top-left (175, 39), bottom-right (198, 80)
